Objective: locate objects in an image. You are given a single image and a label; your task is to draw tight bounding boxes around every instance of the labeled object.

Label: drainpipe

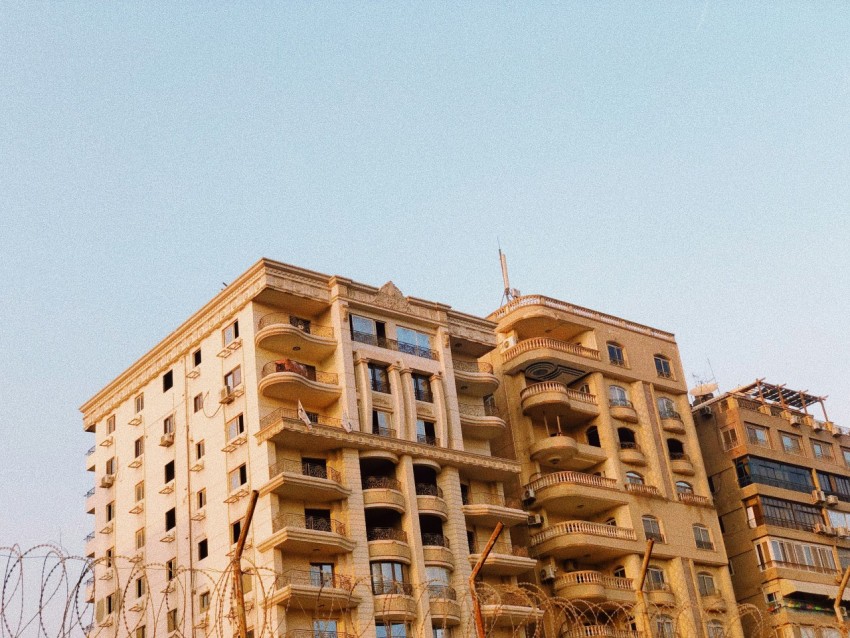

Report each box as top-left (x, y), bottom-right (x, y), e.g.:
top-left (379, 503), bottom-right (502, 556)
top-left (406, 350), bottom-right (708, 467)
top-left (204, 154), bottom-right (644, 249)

top-left (634, 539), bottom-right (655, 638)
top-left (233, 490), bottom-right (259, 638)
top-left (835, 565), bottom-right (850, 637)
top-left (470, 522), bottom-right (505, 638)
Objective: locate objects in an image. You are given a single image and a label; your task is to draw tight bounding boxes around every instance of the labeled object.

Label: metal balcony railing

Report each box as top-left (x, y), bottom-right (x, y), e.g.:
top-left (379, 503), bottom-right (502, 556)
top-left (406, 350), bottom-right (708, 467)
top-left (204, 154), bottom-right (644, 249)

top-left (269, 459), bottom-right (342, 484)
top-left (272, 513), bottom-right (346, 535)
top-left (421, 533), bottom-right (450, 548)
top-left (257, 313), bottom-right (334, 338)
top-left (371, 426), bottom-right (397, 439)
top-left (261, 361), bottom-right (338, 385)
top-left (260, 407), bottom-right (342, 431)
top-left (609, 398), bottom-right (633, 408)
top-left (415, 483), bottom-right (443, 498)
top-left (417, 434), bottom-right (439, 446)
top-left (351, 331), bottom-right (439, 360)
top-left (428, 584), bottom-right (457, 600)
top-left (367, 527), bottom-right (407, 543)
top-left (362, 476), bottom-right (402, 491)
top-left (287, 631), bottom-right (356, 638)
top-left (372, 579), bottom-right (414, 596)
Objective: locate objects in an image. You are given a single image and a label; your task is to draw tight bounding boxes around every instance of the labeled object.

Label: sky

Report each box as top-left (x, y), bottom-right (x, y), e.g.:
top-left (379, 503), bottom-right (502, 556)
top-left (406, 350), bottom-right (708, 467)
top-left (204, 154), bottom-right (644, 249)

top-left (1, 2), bottom-right (848, 552)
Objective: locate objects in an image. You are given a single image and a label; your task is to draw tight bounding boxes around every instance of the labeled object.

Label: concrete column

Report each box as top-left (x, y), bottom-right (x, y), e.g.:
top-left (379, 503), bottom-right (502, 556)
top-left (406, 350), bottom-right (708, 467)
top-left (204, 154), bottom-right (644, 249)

top-left (398, 366), bottom-right (416, 440)
top-left (397, 454), bottom-right (433, 635)
top-left (429, 373), bottom-right (448, 448)
top-left (388, 363), bottom-right (408, 439)
top-left (355, 356), bottom-right (372, 434)
top-left (438, 465), bottom-right (473, 631)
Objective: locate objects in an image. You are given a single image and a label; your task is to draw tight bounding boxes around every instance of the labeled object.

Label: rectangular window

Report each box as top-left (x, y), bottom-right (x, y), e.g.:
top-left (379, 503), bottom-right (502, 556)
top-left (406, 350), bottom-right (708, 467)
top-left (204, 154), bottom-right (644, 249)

top-left (813, 440), bottom-right (835, 462)
top-left (163, 415), bottom-right (174, 435)
top-left (105, 547), bottom-right (114, 568)
top-left (368, 363), bottom-right (390, 393)
top-left (193, 394), bottom-right (203, 413)
top-left (134, 481), bottom-right (144, 503)
top-left (197, 489), bottom-right (206, 509)
top-left (197, 538), bottom-right (208, 561)
top-left (231, 519), bottom-right (242, 544)
top-left (193, 348), bottom-right (202, 367)
top-left (164, 460), bottom-right (175, 483)
top-left (416, 419), bottom-right (437, 446)
top-left (223, 320), bottom-right (239, 345)
top-left (167, 609), bottom-right (178, 633)
top-left (229, 464), bottom-right (248, 492)
top-left (106, 501), bottom-right (115, 522)
top-left (720, 428), bottom-right (739, 451)
top-left (607, 343), bottom-right (625, 366)
top-left (135, 393), bottom-right (144, 413)
top-left (310, 563), bottom-right (335, 587)
top-left (196, 440), bottom-right (205, 460)
top-left (135, 626), bottom-right (146, 638)
top-left (166, 558), bottom-right (176, 580)
top-left (372, 411), bottom-right (393, 437)
top-left (745, 424), bottom-right (770, 448)
top-left (350, 314), bottom-right (386, 346)
top-left (163, 370), bottom-right (173, 392)
top-left (227, 414), bottom-right (245, 441)
top-left (199, 591), bottom-right (210, 612)
top-left (165, 508), bottom-right (176, 531)
top-left (412, 373), bottom-right (433, 402)
top-left (224, 366), bottom-right (242, 390)
top-left (135, 528), bottom-right (145, 549)
top-left (697, 572), bottom-right (716, 596)
top-left (106, 415), bottom-right (116, 434)
top-left (396, 327), bottom-right (433, 358)
top-left (134, 437), bottom-right (144, 458)
top-left (135, 576), bottom-right (145, 598)
top-left (780, 433), bottom-right (804, 456)
top-left (106, 592), bottom-right (116, 614)
top-left (317, 620), bottom-right (340, 638)
top-left (105, 457), bottom-right (115, 475)
top-left (654, 355), bottom-right (672, 378)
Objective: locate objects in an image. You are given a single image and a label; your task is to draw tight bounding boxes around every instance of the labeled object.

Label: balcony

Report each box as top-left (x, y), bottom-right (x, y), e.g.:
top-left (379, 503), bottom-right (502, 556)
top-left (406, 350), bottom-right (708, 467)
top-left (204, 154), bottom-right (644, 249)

top-left (259, 361), bottom-right (341, 407)
top-left (677, 492), bottom-right (713, 508)
top-left (531, 521), bottom-right (640, 561)
top-left (429, 585), bottom-right (461, 625)
top-left (372, 581), bottom-right (418, 621)
top-left (530, 434), bottom-right (607, 471)
top-left (454, 360), bottom-right (499, 397)
top-left (267, 570), bottom-right (360, 610)
top-left (262, 459), bottom-right (350, 502)
top-left (554, 571), bottom-right (636, 605)
top-left (257, 407), bottom-right (342, 445)
top-left (478, 590), bottom-right (544, 627)
top-left (422, 534), bottom-right (453, 567)
top-left (609, 399), bottom-right (638, 423)
top-left (659, 410), bottom-right (685, 434)
top-left (618, 443), bottom-right (647, 466)
top-left (561, 627), bottom-right (642, 638)
top-left (669, 453), bottom-right (695, 476)
top-left (259, 513), bottom-right (354, 555)
top-left (526, 472), bottom-right (628, 517)
top-left (468, 542), bottom-right (537, 576)
top-left (644, 583), bottom-right (676, 607)
top-left (416, 484), bottom-right (449, 521)
top-left (501, 336), bottom-right (601, 377)
top-left (362, 477), bottom-right (406, 513)
top-left (462, 492), bottom-right (527, 527)
top-left (351, 331), bottom-right (439, 360)
top-left (624, 483), bottom-right (663, 499)
top-left (256, 314), bottom-right (336, 359)
top-left (702, 594), bottom-right (728, 613)
top-left (367, 528), bottom-right (412, 563)
top-left (520, 383), bottom-right (600, 424)
top-left (458, 402), bottom-right (507, 440)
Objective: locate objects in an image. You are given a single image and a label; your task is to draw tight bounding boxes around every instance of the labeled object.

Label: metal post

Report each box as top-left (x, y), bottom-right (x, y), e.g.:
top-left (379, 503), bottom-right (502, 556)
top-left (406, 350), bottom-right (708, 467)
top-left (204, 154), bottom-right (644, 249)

top-left (634, 539), bottom-right (655, 638)
top-left (835, 565), bottom-right (850, 637)
top-left (470, 522), bottom-right (505, 638)
top-left (232, 490), bottom-right (259, 638)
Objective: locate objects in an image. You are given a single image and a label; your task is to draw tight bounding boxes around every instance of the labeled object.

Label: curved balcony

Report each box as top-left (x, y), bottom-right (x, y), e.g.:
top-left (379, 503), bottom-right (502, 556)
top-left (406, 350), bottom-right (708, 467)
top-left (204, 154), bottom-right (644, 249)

top-left (429, 586), bottom-right (461, 626)
top-left (362, 477), bottom-right (406, 513)
top-left (669, 453), bottom-right (696, 476)
top-left (520, 383), bottom-right (600, 424)
top-left (458, 403), bottom-right (507, 440)
top-left (677, 492), bottom-right (713, 508)
top-left (554, 571), bottom-right (636, 606)
top-left (561, 627), bottom-right (641, 638)
top-left (618, 443), bottom-right (647, 467)
top-left (645, 584), bottom-right (676, 607)
top-left (416, 484), bottom-right (449, 521)
top-left (256, 314), bottom-right (336, 359)
top-left (422, 534), bottom-right (453, 567)
top-left (468, 543), bottom-right (537, 576)
top-left (372, 581), bottom-right (418, 621)
top-left (702, 594), bottom-right (728, 613)
top-left (608, 399), bottom-right (639, 423)
top-left (259, 513), bottom-right (354, 555)
top-left (501, 336), bottom-right (601, 377)
top-left (267, 570), bottom-right (360, 610)
top-left (531, 521), bottom-right (640, 561)
top-left (624, 483), bottom-right (662, 499)
top-left (262, 460), bottom-right (350, 502)
top-left (525, 472), bottom-right (628, 517)
top-left (478, 590), bottom-right (544, 627)
top-left (259, 362), bottom-right (341, 407)
top-left (530, 435), bottom-right (607, 471)
top-left (454, 360), bottom-right (499, 397)
top-left (462, 493), bottom-right (527, 527)
top-left (367, 528), bottom-right (412, 563)
top-left (659, 410), bottom-right (685, 434)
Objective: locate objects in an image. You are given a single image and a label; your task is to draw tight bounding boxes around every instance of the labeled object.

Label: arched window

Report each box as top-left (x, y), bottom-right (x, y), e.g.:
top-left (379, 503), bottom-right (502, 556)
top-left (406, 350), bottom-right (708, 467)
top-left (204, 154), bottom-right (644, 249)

top-left (675, 481), bottom-right (694, 494)
top-left (693, 524), bottom-right (713, 550)
top-left (706, 620), bottom-right (725, 638)
top-left (667, 438), bottom-right (686, 459)
top-left (654, 615), bottom-right (675, 638)
top-left (609, 385), bottom-right (630, 407)
top-left (642, 515), bottom-right (664, 542)
top-left (626, 472), bottom-right (644, 485)
top-left (613, 565), bottom-right (626, 579)
top-left (654, 355), bottom-right (672, 378)
top-left (607, 342), bottom-right (626, 366)
top-left (697, 571), bottom-right (716, 596)
top-left (657, 397), bottom-right (678, 419)
top-left (617, 427), bottom-right (637, 449)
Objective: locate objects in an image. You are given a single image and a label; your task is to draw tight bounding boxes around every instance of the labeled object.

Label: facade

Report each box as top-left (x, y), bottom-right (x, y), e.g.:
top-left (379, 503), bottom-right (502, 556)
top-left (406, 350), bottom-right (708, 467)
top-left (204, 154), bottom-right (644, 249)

top-left (693, 381), bottom-right (850, 638)
top-left (485, 295), bottom-right (744, 638)
top-left (81, 259), bottom-right (530, 638)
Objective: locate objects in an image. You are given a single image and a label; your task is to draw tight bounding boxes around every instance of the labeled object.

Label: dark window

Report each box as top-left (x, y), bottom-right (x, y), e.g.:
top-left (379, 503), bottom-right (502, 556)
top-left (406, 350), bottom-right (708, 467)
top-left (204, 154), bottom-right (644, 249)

top-left (198, 539), bottom-right (208, 560)
top-left (736, 456), bottom-right (814, 493)
top-left (193, 394), bottom-right (203, 413)
top-left (756, 496), bottom-right (823, 531)
top-left (817, 471), bottom-right (850, 502)
top-left (163, 370), bottom-right (173, 392)
top-left (586, 426), bottom-right (601, 447)
top-left (193, 349), bottom-right (202, 367)
top-left (412, 374), bottom-right (433, 402)
top-left (166, 558), bottom-right (176, 580)
top-left (416, 419), bottom-right (437, 446)
top-left (654, 356), bottom-right (672, 378)
top-left (231, 520), bottom-right (242, 544)
top-left (369, 364), bottom-right (390, 393)
top-left (164, 461), bottom-right (175, 483)
top-left (165, 508), bottom-right (176, 531)
top-left (607, 342), bottom-right (625, 366)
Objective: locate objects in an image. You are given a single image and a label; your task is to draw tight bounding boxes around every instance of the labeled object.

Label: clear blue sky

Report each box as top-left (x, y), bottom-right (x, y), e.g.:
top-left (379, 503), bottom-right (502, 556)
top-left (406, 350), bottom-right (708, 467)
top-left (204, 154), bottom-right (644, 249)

top-left (1, 3), bottom-right (848, 550)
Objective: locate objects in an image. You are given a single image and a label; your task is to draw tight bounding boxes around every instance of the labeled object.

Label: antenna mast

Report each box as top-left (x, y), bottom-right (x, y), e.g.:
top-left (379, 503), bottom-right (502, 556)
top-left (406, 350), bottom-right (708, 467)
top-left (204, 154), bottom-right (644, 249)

top-left (499, 248), bottom-right (521, 305)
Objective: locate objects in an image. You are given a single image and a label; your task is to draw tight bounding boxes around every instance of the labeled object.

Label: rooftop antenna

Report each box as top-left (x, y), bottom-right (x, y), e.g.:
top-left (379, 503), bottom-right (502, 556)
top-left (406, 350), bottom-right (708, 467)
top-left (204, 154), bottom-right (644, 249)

top-left (498, 241), bottom-right (521, 305)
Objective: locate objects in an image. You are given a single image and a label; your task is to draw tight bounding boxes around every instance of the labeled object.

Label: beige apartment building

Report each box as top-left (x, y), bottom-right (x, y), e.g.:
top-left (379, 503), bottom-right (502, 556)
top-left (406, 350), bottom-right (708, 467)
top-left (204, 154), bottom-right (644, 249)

top-left (485, 295), bottom-right (743, 638)
top-left (81, 259), bottom-right (532, 638)
top-left (693, 380), bottom-right (850, 638)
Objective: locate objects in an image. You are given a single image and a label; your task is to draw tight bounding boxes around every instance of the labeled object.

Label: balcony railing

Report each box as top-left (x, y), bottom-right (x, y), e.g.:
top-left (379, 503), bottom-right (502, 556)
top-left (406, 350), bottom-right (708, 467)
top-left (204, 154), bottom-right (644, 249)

top-left (367, 528), bottom-right (407, 543)
top-left (561, 627), bottom-right (641, 638)
top-left (260, 407), bottom-right (342, 431)
top-left (351, 331), bottom-right (439, 360)
top-left (520, 382), bottom-right (598, 405)
top-left (501, 336), bottom-right (601, 363)
top-left (269, 459), bottom-right (342, 484)
top-left (760, 560), bottom-right (837, 574)
top-left (557, 570), bottom-right (633, 591)
top-left (609, 399), bottom-right (633, 408)
top-left (276, 570), bottom-right (352, 590)
top-left (645, 581), bottom-right (670, 593)
top-left (428, 584), bottom-right (457, 600)
top-left (624, 484), bottom-right (661, 498)
top-left (363, 476), bottom-right (402, 491)
top-left (526, 471), bottom-right (618, 492)
top-left (416, 483), bottom-right (443, 498)
top-left (533, 521), bottom-right (637, 545)
top-left (619, 442), bottom-right (641, 451)
top-left (372, 579), bottom-right (414, 596)
top-left (676, 492), bottom-right (713, 507)
top-left (417, 434), bottom-right (439, 446)
top-left (371, 426), bottom-right (397, 439)
top-left (669, 452), bottom-right (690, 462)
top-left (258, 313), bottom-right (335, 338)
top-left (478, 590), bottom-right (533, 607)
top-left (760, 515), bottom-right (818, 532)
top-left (458, 402), bottom-right (502, 418)
top-left (421, 533), bottom-right (450, 548)
top-left (738, 473), bottom-right (813, 494)
top-left (659, 409), bottom-right (681, 420)
top-left (261, 361), bottom-right (338, 385)
top-left (272, 513), bottom-right (346, 535)
top-left (287, 630), bottom-right (356, 638)
top-left (453, 360), bottom-right (494, 374)
top-left (462, 492), bottom-right (522, 509)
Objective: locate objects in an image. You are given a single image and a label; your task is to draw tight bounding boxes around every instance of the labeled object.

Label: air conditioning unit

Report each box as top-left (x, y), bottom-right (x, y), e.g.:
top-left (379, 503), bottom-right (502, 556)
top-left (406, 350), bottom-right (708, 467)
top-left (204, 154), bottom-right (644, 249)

top-left (826, 525), bottom-right (838, 536)
top-left (500, 335), bottom-right (518, 352)
top-left (827, 495), bottom-right (840, 507)
top-left (837, 527), bottom-right (849, 538)
top-left (527, 514), bottom-right (544, 527)
top-left (813, 422), bottom-right (824, 432)
top-left (812, 490), bottom-right (827, 504)
top-left (815, 523), bottom-right (827, 535)
top-left (159, 433), bottom-right (174, 447)
top-left (100, 474), bottom-right (115, 488)
top-left (219, 386), bottom-right (235, 404)
top-left (522, 488), bottom-right (536, 505)
top-left (539, 565), bottom-right (557, 582)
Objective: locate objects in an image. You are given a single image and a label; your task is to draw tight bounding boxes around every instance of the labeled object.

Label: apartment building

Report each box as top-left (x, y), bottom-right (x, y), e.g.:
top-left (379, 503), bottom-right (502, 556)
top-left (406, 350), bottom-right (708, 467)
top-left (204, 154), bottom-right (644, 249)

top-left (80, 259), bottom-right (532, 638)
top-left (485, 295), bottom-right (744, 638)
top-left (693, 380), bottom-right (850, 638)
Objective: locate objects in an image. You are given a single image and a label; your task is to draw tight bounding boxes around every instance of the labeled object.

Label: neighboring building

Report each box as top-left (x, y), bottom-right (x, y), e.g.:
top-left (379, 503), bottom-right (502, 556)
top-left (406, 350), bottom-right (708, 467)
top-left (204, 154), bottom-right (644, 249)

top-left (80, 259), bottom-right (530, 638)
top-left (693, 380), bottom-right (850, 638)
top-left (486, 295), bottom-right (744, 638)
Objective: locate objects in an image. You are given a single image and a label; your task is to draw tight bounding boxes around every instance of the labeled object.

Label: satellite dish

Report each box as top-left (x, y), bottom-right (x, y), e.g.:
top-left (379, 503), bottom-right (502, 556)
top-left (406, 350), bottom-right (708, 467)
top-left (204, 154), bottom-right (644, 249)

top-left (690, 383), bottom-right (718, 397)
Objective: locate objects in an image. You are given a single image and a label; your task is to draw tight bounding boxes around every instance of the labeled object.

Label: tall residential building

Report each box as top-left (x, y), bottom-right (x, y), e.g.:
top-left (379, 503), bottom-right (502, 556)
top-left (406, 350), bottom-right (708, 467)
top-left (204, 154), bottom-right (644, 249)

top-left (485, 295), bottom-right (744, 638)
top-left (693, 380), bottom-right (850, 638)
top-left (80, 259), bottom-right (532, 638)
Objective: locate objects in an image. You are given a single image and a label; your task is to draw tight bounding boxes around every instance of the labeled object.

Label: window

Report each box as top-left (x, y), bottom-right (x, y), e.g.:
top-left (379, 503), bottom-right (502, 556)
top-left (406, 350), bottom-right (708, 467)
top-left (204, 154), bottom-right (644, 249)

top-left (706, 620), bottom-right (724, 638)
top-left (105, 547), bottom-right (114, 568)
top-left (412, 373), bottom-right (433, 402)
top-left (369, 363), bottom-right (390, 393)
top-left (625, 472), bottom-right (644, 485)
top-left (753, 537), bottom-right (836, 571)
top-left (654, 355), bottom-right (672, 378)
top-left (372, 410), bottom-right (393, 437)
top-left (426, 565), bottom-right (451, 598)
top-left (397, 327), bottom-right (433, 358)
top-left (376, 623), bottom-right (407, 638)
top-left (134, 437), bottom-right (144, 458)
top-left (657, 397), bottom-right (678, 419)
top-left (586, 426), bottom-right (601, 447)
top-left (310, 563), bottom-right (335, 587)
top-left (163, 370), bottom-right (173, 392)
top-left (135, 576), bottom-right (145, 598)
top-left (164, 460), bottom-right (175, 483)
top-left (758, 495), bottom-right (823, 530)
top-left (736, 456), bottom-right (814, 492)
top-left (843, 448), bottom-right (850, 468)
top-left (667, 438), bottom-right (686, 460)
top-left (224, 366), bottom-right (242, 390)
top-left (229, 464), bottom-right (248, 491)
top-left (167, 609), bottom-right (177, 633)
top-left (645, 566), bottom-right (666, 590)
top-left (223, 320), bottom-right (239, 346)
top-left (654, 615), bottom-right (674, 638)
top-left (351, 314), bottom-right (386, 346)
top-left (613, 565), bottom-right (626, 578)
top-left (197, 538), bottom-right (208, 560)
top-left (780, 432), bottom-right (804, 455)
top-left (817, 470), bottom-right (850, 501)
top-left (693, 525), bottom-right (713, 550)
top-left (676, 481), bottom-right (693, 494)
top-left (193, 394), bottom-right (203, 413)
top-left (720, 428), bottom-right (739, 451)
top-left (106, 501), bottom-right (115, 522)
top-left (165, 508), bottom-right (176, 531)
top-left (135, 481), bottom-right (144, 503)
top-left (609, 385), bottom-right (630, 407)
top-left (105, 457), bottom-right (115, 475)
top-left (135, 393), bottom-right (144, 413)
top-left (192, 348), bottom-right (202, 367)
top-left (746, 424), bottom-right (770, 448)
top-left (416, 419), bottom-right (437, 446)
top-left (135, 626), bottom-right (146, 638)
top-left (617, 427), bottom-right (637, 449)
top-left (812, 440), bottom-right (835, 462)
top-left (433, 629), bottom-right (450, 638)
top-left (227, 414), bottom-right (245, 441)
top-left (195, 440), bottom-right (205, 460)
top-left (166, 558), bottom-right (176, 580)
top-left (697, 571), bottom-right (716, 596)
top-left (231, 519), bottom-right (242, 544)
top-left (106, 415), bottom-right (116, 434)
top-left (371, 561), bottom-right (407, 594)
top-left (135, 528), bottom-right (145, 549)
top-left (106, 592), bottom-right (116, 614)
top-left (642, 516), bottom-right (664, 542)
top-left (315, 620), bottom-right (339, 638)
top-left (199, 591), bottom-right (210, 612)
top-left (197, 488), bottom-right (206, 509)
top-left (607, 342), bottom-right (625, 366)
top-left (163, 415), bottom-right (174, 435)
